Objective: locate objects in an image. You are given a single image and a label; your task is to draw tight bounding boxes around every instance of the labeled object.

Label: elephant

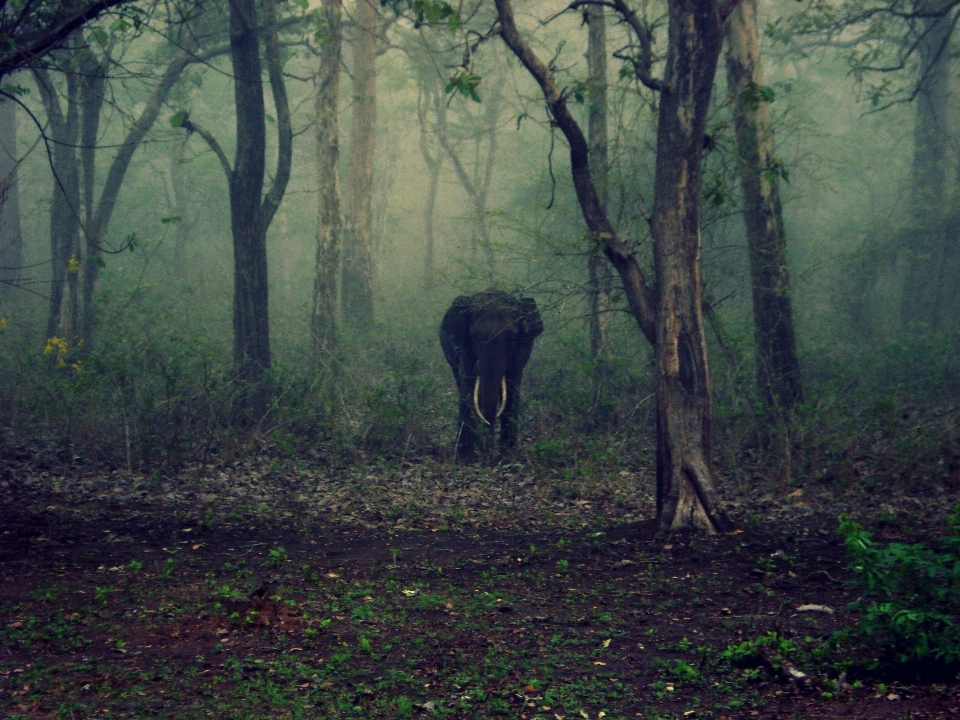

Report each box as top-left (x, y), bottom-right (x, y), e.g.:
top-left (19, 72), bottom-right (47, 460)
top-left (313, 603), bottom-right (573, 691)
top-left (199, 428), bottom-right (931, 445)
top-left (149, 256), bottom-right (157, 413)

top-left (439, 289), bottom-right (543, 460)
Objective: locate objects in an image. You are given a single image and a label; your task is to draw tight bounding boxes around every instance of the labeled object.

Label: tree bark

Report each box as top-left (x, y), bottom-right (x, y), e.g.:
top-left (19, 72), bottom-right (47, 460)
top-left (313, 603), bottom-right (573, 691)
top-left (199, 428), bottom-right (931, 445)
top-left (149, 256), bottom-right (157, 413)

top-left (34, 63), bottom-right (81, 344)
top-left (495, 0), bottom-right (731, 533)
top-left (0, 87), bottom-right (23, 308)
top-left (586, 2), bottom-right (613, 359)
top-left (312, 0), bottom-right (343, 359)
top-left (651, 0), bottom-right (732, 533)
top-left (342, 0), bottom-right (378, 329)
top-left (901, 0), bottom-right (952, 334)
top-left (724, 0), bottom-right (803, 412)
top-left (79, 47), bottom-right (106, 348)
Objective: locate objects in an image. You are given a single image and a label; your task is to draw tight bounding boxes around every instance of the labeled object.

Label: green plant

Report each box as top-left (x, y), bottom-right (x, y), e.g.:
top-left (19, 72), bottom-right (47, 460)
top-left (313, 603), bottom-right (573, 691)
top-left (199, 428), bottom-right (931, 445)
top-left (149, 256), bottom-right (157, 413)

top-left (265, 546), bottom-right (289, 568)
top-left (839, 509), bottom-right (960, 665)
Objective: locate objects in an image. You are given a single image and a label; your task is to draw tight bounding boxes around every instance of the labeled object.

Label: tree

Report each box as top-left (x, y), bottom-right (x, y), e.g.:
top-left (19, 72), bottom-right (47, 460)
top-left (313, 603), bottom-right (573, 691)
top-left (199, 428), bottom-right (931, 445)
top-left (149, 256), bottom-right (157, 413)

top-left (0, 90), bottom-right (23, 310)
top-left (312, 0), bottom-right (344, 359)
top-left (585, 2), bottom-right (614, 359)
top-left (724, 0), bottom-right (803, 413)
top-left (495, 0), bottom-right (733, 533)
top-left (773, 0), bottom-right (960, 334)
top-left (181, 0), bottom-right (293, 417)
top-left (34, 55), bottom-right (81, 343)
top-left (900, 0), bottom-right (953, 333)
top-left (341, 0), bottom-right (379, 329)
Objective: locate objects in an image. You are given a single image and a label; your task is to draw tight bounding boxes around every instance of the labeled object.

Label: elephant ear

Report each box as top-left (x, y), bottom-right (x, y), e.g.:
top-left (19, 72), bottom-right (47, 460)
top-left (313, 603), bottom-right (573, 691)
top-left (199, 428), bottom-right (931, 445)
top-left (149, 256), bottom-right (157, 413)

top-left (517, 297), bottom-right (543, 338)
top-left (440, 295), bottom-right (473, 348)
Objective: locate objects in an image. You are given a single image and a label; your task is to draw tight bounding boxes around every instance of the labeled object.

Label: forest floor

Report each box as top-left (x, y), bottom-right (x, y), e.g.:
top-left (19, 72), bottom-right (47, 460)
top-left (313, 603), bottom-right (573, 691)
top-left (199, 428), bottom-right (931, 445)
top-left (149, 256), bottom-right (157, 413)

top-left (1, 448), bottom-right (959, 720)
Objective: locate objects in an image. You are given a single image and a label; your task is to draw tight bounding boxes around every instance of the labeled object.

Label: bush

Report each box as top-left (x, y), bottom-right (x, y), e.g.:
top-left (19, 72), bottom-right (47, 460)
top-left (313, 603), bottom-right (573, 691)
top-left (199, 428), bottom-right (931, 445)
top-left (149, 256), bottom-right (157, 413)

top-left (839, 509), bottom-right (960, 666)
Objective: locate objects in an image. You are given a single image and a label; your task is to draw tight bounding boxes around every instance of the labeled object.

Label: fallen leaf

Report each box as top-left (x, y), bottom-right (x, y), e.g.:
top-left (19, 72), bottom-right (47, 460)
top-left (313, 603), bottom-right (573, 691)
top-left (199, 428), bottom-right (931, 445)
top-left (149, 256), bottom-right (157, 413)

top-left (593, 661), bottom-right (606, 666)
top-left (602, 638), bottom-right (611, 648)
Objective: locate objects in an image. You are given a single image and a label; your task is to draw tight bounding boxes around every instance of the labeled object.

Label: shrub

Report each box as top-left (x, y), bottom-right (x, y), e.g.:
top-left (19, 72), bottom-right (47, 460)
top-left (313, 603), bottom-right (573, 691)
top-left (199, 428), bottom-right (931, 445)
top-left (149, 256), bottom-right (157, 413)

top-left (839, 509), bottom-right (960, 666)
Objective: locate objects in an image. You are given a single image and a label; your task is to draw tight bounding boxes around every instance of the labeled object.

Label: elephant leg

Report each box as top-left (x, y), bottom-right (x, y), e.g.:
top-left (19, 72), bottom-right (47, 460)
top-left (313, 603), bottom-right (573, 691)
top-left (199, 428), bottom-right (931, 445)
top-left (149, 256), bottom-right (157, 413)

top-left (455, 373), bottom-right (478, 460)
top-left (499, 375), bottom-right (523, 451)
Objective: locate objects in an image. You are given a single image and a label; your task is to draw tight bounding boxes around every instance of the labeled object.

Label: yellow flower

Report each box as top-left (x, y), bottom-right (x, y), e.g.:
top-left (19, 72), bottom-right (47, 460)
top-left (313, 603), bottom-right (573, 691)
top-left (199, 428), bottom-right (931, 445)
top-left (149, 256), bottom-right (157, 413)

top-left (71, 361), bottom-right (83, 374)
top-left (44, 337), bottom-right (69, 367)
top-left (68, 254), bottom-right (80, 275)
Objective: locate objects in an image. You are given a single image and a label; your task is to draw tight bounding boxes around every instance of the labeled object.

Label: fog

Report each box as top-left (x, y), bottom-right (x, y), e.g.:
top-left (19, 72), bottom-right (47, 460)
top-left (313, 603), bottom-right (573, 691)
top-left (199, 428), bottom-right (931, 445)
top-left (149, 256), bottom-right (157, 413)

top-left (0, 0), bottom-right (956, 487)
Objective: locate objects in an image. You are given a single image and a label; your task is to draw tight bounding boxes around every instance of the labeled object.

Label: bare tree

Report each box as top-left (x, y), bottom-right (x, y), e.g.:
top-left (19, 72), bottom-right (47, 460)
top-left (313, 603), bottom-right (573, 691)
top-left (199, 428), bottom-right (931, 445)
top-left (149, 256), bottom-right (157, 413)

top-left (496, 0), bottom-right (733, 533)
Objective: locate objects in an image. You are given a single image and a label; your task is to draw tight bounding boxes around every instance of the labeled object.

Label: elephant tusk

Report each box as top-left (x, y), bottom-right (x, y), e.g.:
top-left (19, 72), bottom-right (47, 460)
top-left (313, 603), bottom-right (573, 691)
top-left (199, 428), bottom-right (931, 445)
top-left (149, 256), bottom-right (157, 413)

top-left (473, 377), bottom-right (491, 425)
top-left (496, 377), bottom-right (507, 419)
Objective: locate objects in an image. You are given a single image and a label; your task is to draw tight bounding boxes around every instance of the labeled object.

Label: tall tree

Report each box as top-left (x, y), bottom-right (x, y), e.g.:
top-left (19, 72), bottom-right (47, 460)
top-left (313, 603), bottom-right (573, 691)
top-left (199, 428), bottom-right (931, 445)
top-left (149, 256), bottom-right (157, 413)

top-left (341, 0), bottom-right (379, 329)
top-left (496, 0), bottom-right (733, 532)
top-left (182, 0), bottom-right (292, 417)
top-left (585, 2), bottom-right (613, 358)
top-left (0, 92), bottom-right (23, 309)
top-left (34, 59), bottom-right (81, 343)
top-left (312, 0), bottom-right (344, 358)
top-left (78, 46), bottom-right (107, 348)
top-left (724, 0), bottom-right (803, 412)
top-left (901, 0), bottom-right (952, 333)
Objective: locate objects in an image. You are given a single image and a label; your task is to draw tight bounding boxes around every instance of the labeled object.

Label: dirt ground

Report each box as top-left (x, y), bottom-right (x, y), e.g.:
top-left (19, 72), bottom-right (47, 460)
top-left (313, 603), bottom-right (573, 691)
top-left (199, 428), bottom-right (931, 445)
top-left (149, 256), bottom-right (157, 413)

top-left (1, 451), bottom-right (958, 719)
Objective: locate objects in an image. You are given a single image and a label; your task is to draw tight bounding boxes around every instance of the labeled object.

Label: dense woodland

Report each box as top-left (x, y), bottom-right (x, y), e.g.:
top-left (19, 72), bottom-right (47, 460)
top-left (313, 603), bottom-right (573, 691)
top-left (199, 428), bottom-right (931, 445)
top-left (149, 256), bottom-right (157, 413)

top-left (0, 0), bottom-right (959, 715)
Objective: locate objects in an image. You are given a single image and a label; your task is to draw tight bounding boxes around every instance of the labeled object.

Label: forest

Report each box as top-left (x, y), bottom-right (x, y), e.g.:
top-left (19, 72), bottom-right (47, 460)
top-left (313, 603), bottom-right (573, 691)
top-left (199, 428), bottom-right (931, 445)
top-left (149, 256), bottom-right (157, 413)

top-left (0, 0), bottom-right (958, 717)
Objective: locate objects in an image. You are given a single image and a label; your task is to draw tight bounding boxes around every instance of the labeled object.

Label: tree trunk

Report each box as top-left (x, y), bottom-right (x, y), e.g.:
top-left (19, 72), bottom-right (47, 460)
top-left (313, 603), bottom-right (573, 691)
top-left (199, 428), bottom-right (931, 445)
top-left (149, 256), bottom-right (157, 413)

top-left (34, 64), bottom-right (81, 344)
top-left (724, 0), bottom-right (803, 412)
top-left (495, 0), bottom-right (731, 533)
top-left (79, 48), bottom-right (106, 348)
top-left (0, 87), bottom-right (23, 308)
top-left (586, 2), bottom-right (613, 359)
top-left (901, 0), bottom-right (951, 334)
top-left (342, 0), bottom-right (378, 329)
top-left (651, 0), bottom-right (731, 533)
top-left (417, 75), bottom-right (444, 289)
top-left (312, 0), bottom-right (343, 359)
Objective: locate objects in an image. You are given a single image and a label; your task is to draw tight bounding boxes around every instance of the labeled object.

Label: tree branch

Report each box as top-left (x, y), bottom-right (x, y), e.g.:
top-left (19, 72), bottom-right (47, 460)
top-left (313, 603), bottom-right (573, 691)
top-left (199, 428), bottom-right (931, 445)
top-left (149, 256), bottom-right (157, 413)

top-left (495, 0), bottom-right (656, 344)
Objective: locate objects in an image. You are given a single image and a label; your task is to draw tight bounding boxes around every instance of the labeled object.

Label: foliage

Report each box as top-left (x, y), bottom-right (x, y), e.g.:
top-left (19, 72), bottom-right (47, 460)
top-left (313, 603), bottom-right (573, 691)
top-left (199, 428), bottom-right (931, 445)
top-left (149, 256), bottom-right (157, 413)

top-left (839, 510), bottom-right (960, 665)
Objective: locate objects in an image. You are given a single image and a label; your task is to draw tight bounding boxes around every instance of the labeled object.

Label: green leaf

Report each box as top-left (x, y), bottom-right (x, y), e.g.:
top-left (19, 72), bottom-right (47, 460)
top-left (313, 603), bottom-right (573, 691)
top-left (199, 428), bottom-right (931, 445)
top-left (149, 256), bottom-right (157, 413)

top-left (169, 110), bottom-right (187, 128)
top-left (89, 27), bottom-right (109, 48)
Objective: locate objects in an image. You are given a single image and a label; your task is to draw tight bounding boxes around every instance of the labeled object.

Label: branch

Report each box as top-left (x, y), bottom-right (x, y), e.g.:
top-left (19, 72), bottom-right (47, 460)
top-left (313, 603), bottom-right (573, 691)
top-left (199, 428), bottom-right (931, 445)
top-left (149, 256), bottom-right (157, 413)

top-left (260, 0), bottom-right (293, 227)
top-left (567, 0), bottom-right (664, 91)
top-left (181, 116), bottom-right (232, 179)
top-left (495, 0), bottom-right (656, 344)
top-left (0, 0), bottom-right (133, 78)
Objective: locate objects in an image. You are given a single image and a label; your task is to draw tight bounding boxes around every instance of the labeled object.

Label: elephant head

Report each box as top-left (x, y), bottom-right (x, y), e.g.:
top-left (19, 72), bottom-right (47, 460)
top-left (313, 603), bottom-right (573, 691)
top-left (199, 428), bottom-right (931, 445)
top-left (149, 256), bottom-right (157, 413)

top-left (439, 289), bottom-right (543, 460)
